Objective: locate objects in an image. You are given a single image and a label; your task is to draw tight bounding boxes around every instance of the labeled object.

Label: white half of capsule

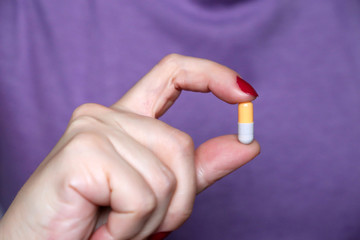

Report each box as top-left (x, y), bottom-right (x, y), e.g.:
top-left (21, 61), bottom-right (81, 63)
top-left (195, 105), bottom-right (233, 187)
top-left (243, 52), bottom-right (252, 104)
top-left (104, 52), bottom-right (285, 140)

top-left (238, 122), bottom-right (254, 144)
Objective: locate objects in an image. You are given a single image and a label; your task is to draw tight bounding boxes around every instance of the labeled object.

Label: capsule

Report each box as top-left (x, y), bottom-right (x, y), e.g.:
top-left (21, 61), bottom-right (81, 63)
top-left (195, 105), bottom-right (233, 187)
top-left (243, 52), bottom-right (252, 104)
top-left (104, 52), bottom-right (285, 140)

top-left (238, 102), bottom-right (254, 144)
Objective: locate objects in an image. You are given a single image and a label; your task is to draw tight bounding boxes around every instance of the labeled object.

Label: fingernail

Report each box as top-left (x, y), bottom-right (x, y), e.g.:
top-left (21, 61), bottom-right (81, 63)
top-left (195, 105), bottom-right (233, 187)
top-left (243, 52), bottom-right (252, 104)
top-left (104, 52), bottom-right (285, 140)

top-left (149, 231), bottom-right (171, 240)
top-left (236, 76), bottom-right (258, 97)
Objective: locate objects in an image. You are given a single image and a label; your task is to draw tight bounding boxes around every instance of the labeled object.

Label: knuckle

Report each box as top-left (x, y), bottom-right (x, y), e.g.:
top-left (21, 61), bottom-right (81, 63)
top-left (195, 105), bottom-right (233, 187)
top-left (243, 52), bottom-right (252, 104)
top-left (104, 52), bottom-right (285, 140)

top-left (69, 104), bottom-right (110, 131)
top-left (71, 103), bottom-right (107, 120)
top-left (67, 131), bottom-right (107, 152)
top-left (156, 167), bottom-right (177, 197)
top-left (160, 53), bottom-right (182, 66)
top-left (158, 54), bottom-right (184, 76)
top-left (70, 115), bottom-right (101, 131)
top-left (171, 130), bottom-right (194, 153)
top-left (133, 192), bottom-right (157, 217)
top-left (157, 54), bottom-right (190, 89)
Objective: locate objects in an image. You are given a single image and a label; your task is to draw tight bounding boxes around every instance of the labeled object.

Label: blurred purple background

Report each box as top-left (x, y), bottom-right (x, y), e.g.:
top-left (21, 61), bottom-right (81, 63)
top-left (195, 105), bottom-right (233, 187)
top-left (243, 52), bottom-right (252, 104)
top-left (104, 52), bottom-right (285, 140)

top-left (1, 0), bottom-right (360, 239)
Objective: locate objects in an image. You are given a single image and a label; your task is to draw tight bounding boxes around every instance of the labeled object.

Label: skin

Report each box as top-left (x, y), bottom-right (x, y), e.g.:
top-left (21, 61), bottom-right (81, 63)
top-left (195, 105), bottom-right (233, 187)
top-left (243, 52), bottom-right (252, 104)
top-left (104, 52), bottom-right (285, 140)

top-left (0, 54), bottom-right (260, 240)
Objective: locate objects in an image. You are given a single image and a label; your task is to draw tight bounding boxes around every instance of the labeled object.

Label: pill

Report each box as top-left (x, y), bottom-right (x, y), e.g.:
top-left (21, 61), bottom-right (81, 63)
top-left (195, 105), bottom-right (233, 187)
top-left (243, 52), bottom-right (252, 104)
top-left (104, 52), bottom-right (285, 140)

top-left (238, 102), bottom-right (254, 144)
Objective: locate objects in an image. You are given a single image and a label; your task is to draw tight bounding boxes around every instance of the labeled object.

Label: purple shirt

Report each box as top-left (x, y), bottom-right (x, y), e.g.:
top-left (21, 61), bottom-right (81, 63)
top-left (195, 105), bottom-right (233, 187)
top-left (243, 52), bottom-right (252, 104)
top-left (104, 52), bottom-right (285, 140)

top-left (1, 0), bottom-right (360, 239)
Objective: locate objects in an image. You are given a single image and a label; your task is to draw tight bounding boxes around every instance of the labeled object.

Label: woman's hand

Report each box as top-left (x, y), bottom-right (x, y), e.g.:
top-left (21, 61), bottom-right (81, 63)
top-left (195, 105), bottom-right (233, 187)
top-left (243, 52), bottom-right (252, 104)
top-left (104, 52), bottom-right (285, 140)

top-left (0, 54), bottom-right (260, 240)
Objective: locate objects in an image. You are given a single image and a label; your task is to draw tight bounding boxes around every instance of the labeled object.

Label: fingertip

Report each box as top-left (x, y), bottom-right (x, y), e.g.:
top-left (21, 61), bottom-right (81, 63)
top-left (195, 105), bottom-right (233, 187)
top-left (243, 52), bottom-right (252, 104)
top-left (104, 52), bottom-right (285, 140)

top-left (211, 75), bottom-right (258, 104)
top-left (243, 139), bottom-right (261, 160)
top-left (90, 225), bottom-right (114, 240)
top-left (236, 76), bottom-right (259, 98)
top-left (195, 135), bottom-right (260, 192)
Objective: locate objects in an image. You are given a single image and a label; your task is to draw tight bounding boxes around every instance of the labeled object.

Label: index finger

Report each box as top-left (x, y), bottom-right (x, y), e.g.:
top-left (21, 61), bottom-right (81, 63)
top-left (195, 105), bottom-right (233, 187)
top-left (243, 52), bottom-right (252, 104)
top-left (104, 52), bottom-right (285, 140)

top-left (113, 54), bottom-right (258, 118)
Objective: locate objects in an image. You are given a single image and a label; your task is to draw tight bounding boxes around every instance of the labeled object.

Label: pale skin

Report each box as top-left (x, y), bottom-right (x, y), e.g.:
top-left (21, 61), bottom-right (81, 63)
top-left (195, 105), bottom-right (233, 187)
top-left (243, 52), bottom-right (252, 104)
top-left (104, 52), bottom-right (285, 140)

top-left (0, 54), bottom-right (260, 240)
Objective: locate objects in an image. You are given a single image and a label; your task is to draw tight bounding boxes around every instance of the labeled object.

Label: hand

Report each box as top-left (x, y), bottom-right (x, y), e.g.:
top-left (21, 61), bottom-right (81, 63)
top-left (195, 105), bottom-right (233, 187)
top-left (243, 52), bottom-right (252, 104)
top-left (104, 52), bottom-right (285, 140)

top-left (0, 54), bottom-right (260, 240)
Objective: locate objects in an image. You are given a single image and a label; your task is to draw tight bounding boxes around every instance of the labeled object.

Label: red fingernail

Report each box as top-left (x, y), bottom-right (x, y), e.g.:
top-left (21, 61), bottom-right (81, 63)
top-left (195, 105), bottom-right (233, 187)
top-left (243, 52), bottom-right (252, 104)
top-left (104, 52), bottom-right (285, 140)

top-left (236, 76), bottom-right (258, 97)
top-left (149, 231), bottom-right (171, 240)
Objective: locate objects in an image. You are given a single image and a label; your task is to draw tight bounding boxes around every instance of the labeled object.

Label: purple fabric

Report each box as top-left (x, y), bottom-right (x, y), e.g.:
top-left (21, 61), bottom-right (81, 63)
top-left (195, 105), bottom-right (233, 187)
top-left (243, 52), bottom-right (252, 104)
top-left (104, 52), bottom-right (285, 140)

top-left (1, 0), bottom-right (360, 239)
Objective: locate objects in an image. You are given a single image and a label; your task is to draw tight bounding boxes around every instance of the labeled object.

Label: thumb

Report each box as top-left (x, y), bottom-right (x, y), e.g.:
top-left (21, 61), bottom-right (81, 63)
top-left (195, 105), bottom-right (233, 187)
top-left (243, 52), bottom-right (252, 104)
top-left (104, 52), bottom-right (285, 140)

top-left (195, 135), bottom-right (260, 193)
top-left (112, 54), bottom-right (258, 118)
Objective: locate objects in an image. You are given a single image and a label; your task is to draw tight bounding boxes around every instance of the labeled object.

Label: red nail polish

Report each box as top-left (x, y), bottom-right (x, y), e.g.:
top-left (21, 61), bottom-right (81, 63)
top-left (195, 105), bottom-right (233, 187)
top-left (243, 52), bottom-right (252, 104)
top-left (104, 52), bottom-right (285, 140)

top-left (149, 232), bottom-right (171, 240)
top-left (236, 76), bottom-right (258, 97)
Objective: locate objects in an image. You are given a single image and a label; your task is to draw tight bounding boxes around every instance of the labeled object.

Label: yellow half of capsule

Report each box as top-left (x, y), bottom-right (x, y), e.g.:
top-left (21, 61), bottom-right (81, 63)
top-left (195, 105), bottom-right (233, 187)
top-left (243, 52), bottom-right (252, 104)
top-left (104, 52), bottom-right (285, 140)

top-left (238, 102), bottom-right (253, 123)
